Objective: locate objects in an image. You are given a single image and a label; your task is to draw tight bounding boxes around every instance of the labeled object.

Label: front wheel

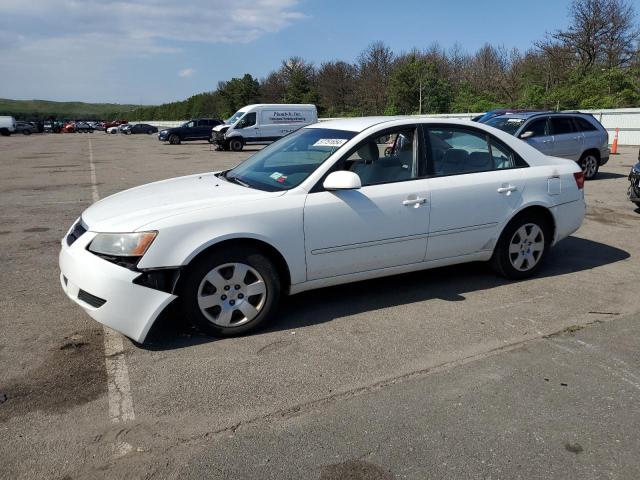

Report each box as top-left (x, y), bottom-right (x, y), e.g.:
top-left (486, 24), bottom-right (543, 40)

top-left (490, 213), bottom-right (551, 280)
top-left (169, 134), bottom-right (181, 145)
top-left (23, 130), bottom-right (32, 136)
top-left (229, 138), bottom-right (244, 152)
top-left (579, 153), bottom-right (599, 180)
top-left (180, 247), bottom-right (281, 337)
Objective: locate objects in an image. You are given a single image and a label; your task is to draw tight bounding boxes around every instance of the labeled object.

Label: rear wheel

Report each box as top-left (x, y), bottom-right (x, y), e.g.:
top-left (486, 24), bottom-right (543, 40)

top-left (180, 247), bottom-right (281, 337)
top-left (229, 138), bottom-right (244, 152)
top-left (0, 129), bottom-right (10, 136)
top-left (169, 134), bottom-right (181, 145)
top-left (490, 212), bottom-right (551, 280)
top-left (579, 152), bottom-right (599, 180)
top-left (147, 129), bottom-right (154, 135)
top-left (23, 129), bottom-right (32, 136)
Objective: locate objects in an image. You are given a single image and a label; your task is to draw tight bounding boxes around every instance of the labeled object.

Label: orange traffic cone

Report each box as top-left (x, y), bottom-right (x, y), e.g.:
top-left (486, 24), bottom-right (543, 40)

top-left (611, 128), bottom-right (619, 155)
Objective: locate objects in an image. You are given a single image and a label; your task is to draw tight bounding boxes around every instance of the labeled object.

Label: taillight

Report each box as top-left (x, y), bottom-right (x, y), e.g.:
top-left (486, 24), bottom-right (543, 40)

top-left (573, 171), bottom-right (584, 190)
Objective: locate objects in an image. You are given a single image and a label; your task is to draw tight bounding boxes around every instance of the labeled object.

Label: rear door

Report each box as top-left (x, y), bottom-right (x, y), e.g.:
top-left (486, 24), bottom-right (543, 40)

top-left (423, 126), bottom-right (527, 261)
top-left (549, 116), bottom-right (583, 160)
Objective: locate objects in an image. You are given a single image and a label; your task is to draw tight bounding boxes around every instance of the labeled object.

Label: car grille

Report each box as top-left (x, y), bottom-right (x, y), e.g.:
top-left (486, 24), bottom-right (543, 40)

top-left (66, 220), bottom-right (87, 246)
top-left (77, 289), bottom-right (107, 308)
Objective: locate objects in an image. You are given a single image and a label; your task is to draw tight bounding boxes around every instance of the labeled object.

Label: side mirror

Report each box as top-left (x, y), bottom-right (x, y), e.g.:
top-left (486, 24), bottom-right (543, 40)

top-left (323, 171), bottom-right (362, 190)
top-left (520, 131), bottom-right (534, 139)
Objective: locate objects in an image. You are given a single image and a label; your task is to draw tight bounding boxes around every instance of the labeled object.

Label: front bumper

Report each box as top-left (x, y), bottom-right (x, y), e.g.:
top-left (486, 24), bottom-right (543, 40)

top-left (59, 231), bottom-right (176, 343)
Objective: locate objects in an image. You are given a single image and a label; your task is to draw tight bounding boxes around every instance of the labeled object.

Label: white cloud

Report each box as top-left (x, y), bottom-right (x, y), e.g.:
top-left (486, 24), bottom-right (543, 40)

top-left (0, 0), bottom-right (305, 102)
top-left (178, 68), bottom-right (195, 78)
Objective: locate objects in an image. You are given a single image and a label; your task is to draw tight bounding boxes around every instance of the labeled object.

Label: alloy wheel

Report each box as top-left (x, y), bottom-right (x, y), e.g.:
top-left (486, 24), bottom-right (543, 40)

top-left (197, 262), bottom-right (267, 327)
top-left (508, 223), bottom-right (545, 272)
top-left (582, 155), bottom-right (598, 179)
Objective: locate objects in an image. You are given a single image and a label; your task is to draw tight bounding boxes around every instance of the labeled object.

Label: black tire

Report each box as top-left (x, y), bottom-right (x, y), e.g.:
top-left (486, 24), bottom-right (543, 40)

top-left (579, 152), bottom-right (599, 180)
top-left (490, 212), bottom-right (551, 280)
top-left (180, 246), bottom-right (281, 337)
top-left (89, 129), bottom-right (94, 134)
top-left (229, 137), bottom-right (244, 152)
top-left (23, 129), bottom-right (32, 136)
top-left (147, 129), bottom-right (154, 135)
top-left (169, 134), bottom-right (181, 145)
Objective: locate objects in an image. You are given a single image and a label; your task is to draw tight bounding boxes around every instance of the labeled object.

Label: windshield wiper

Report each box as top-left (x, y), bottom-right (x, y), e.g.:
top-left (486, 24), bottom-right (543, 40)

top-left (224, 174), bottom-right (251, 188)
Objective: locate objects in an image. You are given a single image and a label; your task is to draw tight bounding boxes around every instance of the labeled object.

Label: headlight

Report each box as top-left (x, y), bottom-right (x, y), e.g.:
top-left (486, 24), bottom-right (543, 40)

top-left (88, 231), bottom-right (157, 257)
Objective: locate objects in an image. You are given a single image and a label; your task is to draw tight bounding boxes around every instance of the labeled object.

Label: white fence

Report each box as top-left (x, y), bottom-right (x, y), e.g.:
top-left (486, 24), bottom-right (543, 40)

top-left (132, 107), bottom-right (640, 145)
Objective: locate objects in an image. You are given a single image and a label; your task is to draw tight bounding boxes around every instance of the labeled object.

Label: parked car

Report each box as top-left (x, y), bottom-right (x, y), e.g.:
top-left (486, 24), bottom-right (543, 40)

top-left (158, 119), bottom-right (222, 145)
top-left (126, 123), bottom-right (158, 135)
top-left (15, 121), bottom-right (35, 135)
top-left (104, 120), bottom-right (128, 131)
top-left (485, 112), bottom-right (609, 179)
top-left (62, 122), bottom-right (76, 133)
top-left (628, 159), bottom-right (640, 209)
top-left (472, 109), bottom-right (544, 123)
top-left (211, 104), bottom-right (318, 151)
top-left (75, 122), bottom-right (94, 133)
top-left (0, 115), bottom-right (17, 136)
top-left (59, 117), bottom-right (585, 343)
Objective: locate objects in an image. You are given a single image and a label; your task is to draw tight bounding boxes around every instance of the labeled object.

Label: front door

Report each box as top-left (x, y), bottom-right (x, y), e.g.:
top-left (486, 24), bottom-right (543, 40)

top-left (521, 117), bottom-right (555, 156)
top-left (303, 127), bottom-right (430, 280)
top-left (236, 112), bottom-right (259, 142)
top-left (423, 126), bottom-right (527, 261)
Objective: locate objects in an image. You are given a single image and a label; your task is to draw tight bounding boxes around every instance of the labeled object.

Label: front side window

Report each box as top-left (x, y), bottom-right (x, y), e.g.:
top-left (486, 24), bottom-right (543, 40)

top-left (184, 121), bottom-right (196, 128)
top-left (237, 112), bottom-right (257, 129)
top-left (340, 128), bottom-right (417, 186)
top-left (550, 117), bottom-right (574, 135)
top-left (521, 118), bottom-right (548, 138)
top-left (225, 128), bottom-right (355, 191)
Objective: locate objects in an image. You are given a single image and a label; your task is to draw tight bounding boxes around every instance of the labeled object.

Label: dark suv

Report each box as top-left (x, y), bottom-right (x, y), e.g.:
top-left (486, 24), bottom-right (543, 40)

top-left (158, 119), bottom-right (222, 145)
top-left (485, 112), bottom-right (610, 179)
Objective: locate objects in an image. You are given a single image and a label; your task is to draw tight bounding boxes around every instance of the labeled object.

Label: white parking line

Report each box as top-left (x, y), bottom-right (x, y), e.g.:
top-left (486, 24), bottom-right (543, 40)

top-left (89, 139), bottom-right (136, 457)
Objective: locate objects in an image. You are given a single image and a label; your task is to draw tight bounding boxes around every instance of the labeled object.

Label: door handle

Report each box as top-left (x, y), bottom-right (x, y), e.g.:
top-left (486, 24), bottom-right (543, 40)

top-left (403, 196), bottom-right (427, 207)
top-left (497, 185), bottom-right (517, 194)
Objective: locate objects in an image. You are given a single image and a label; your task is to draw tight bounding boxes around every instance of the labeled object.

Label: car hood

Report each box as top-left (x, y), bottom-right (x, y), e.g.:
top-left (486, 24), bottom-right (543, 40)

top-left (82, 172), bottom-right (285, 232)
top-left (212, 124), bottom-right (229, 132)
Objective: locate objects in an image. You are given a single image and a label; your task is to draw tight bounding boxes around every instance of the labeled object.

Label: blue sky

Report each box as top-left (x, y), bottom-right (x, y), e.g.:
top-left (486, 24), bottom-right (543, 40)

top-left (0, 0), bottom-right (573, 105)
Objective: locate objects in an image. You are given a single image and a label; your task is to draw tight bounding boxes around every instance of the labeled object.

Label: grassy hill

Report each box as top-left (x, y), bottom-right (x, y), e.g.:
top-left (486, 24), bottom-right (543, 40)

top-left (0, 98), bottom-right (148, 121)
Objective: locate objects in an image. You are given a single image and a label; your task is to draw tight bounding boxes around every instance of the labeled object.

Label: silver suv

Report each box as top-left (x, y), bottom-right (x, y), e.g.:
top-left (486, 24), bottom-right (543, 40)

top-left (485, 112), bottom-right (610, 179)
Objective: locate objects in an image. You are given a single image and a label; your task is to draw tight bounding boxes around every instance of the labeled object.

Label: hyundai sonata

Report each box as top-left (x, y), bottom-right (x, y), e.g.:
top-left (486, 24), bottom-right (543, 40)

top-left (59, 117), bottom-right (585, 342)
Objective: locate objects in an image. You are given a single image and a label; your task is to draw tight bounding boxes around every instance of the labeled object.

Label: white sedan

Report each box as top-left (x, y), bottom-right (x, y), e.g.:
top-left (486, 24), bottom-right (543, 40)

top-left (59, 117), bottom-right (585, 343)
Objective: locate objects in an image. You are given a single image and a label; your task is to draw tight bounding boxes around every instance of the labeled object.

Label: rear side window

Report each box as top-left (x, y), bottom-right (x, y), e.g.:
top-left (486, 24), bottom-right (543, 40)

top-left (425, 127), bottom-right (527, 176)
top-left (573, 117), bottom-right (597, 132)
top-left (522, 118), bottom-right (548, 138)
top-left (550, 117), bottom-right (574, 135)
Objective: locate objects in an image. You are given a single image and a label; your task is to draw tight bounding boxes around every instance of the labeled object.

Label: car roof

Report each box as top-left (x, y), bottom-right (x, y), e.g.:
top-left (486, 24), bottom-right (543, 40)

top-left (308, 116), bottom-right (497, 133)
top-left (491, 111), bottom-right (593, 121)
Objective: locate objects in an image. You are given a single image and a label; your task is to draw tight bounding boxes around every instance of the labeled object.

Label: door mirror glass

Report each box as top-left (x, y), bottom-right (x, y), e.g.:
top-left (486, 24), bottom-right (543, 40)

top-left (520, 130), bottom-right (534, 139)
top-left (323, 171), bottom-right (362, 190)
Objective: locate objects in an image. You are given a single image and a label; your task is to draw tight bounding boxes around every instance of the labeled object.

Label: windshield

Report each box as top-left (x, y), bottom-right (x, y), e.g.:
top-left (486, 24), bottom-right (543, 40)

top-left (225, 128), bottom-right (356, 192)
top-left (485, 117), bottom-right (526, 135)
top-left (225, 110), bottom-right (246, 125)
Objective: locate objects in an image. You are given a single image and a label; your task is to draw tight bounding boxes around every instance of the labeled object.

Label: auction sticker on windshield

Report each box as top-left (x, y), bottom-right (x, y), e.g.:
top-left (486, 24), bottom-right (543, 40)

top-left (312, 139), bottom-right (348, 147)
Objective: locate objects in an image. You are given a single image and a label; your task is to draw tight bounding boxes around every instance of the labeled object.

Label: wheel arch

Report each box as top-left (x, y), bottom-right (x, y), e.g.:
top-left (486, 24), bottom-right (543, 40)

top-left (181, 236), bottom-right (292, 294)
top-left (497, 203), bottom-right (557, 249)
top-left (580, 147), bottom-right (601, 160)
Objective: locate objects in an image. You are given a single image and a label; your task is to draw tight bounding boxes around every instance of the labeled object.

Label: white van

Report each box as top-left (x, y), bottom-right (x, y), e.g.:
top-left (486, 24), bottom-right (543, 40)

top-left (0, 116), bottom-right (17, 136)
top-left (211, 104), bottom-right (318, 151)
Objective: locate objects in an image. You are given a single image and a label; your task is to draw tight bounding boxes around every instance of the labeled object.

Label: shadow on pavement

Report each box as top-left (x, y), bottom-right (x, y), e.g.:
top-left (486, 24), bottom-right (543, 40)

top-left (142, 236), bottom-right (629, 350)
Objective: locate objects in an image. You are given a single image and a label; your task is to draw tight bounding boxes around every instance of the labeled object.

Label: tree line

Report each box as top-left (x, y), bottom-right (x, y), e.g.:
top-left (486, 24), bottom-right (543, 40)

top-left (132, 0), bottom-right (640, 121)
